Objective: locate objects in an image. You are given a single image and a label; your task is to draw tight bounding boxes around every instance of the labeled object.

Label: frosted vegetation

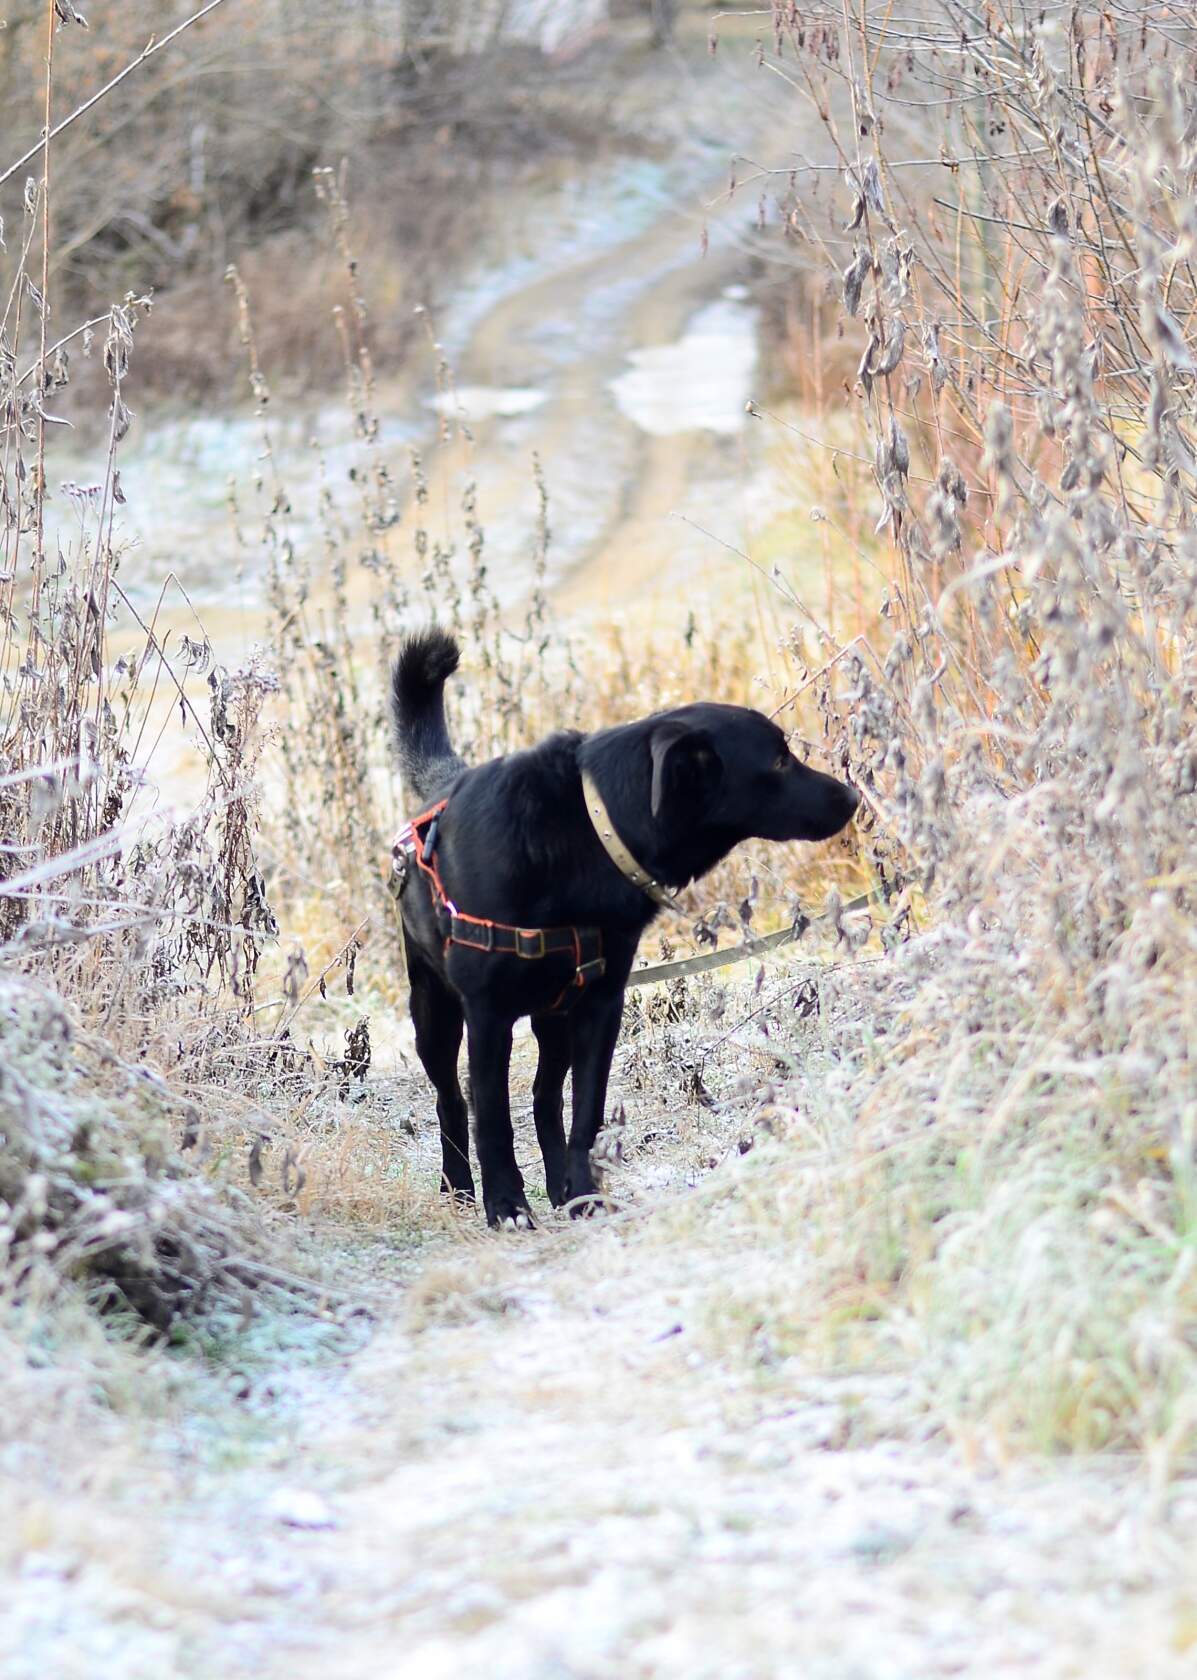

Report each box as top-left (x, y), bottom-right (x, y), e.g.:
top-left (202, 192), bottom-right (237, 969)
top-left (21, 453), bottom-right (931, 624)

top-left (3, 2), bottom-right (1197, 1673)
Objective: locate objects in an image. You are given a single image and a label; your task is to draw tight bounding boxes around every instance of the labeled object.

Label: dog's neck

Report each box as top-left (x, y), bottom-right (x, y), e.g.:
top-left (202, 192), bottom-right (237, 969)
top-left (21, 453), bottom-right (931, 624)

top-left (577, 730), bottom-right (741, 900)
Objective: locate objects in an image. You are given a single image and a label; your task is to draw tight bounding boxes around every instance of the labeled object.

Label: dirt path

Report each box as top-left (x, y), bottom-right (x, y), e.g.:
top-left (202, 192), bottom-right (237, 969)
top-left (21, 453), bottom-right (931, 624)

top-left (7, 1061), bottom-right (1197, 1680)
top-left (432, 168), bottom-right (759, 622)
top-left (238, 1213), bottom-right (1197, 1680)
top-left (71, 21), bottom-right (779, 810)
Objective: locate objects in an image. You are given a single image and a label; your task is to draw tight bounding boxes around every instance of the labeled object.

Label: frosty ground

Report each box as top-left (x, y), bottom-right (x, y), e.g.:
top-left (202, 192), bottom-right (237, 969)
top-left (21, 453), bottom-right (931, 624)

top-left (5, 977), bottom-right (1197, 1680)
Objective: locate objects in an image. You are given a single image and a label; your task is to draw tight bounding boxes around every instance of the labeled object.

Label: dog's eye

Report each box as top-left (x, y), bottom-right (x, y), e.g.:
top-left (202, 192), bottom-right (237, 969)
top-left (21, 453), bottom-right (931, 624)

top-left (773, 752), bottom-right (791, 773)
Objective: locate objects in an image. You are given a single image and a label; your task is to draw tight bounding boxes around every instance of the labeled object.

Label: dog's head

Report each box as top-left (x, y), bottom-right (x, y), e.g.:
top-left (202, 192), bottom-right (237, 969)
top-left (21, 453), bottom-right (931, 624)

top-left (649, 704), bottom-right (859, 845)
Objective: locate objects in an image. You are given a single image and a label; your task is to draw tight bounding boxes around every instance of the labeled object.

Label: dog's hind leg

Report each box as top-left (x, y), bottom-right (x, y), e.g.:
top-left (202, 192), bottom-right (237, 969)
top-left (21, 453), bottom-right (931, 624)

top-left (409, 955), bottom-right (474, 1204)
top-left (463, 1005), bottom-right (534, 1229)
top-left (563, 991), bottom-right (624, 1216)
top-left (531, 1013), bottom-right (571, 1207)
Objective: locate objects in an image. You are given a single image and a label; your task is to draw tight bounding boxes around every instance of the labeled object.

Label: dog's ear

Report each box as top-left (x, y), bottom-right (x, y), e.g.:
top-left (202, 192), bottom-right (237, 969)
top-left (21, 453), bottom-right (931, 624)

top-left (650, 723), bottom-right (722, 821)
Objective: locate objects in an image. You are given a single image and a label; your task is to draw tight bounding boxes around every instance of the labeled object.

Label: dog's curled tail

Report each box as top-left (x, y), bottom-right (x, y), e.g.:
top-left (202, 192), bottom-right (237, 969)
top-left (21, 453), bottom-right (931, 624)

top-left (390, 627), bottom-right (467, 805)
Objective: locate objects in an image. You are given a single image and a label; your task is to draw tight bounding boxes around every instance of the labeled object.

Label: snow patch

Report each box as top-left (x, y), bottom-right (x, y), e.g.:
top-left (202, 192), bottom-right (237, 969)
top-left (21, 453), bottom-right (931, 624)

top-left (610, 298), bottom-right (758, 437)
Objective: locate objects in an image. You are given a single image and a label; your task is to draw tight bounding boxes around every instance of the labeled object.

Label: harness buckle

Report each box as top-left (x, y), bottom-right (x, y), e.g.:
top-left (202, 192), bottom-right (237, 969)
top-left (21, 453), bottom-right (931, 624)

top-left (391, 842), bottom-right (413, 892)
top-left (517, 928), bottom-right (547, 959)
top-left (575, 956), bottom-right (606, 986)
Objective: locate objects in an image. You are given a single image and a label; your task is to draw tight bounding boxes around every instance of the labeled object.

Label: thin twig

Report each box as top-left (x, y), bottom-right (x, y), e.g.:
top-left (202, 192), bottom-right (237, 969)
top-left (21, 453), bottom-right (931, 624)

top-left (0, 0), bottom-right (235, 193)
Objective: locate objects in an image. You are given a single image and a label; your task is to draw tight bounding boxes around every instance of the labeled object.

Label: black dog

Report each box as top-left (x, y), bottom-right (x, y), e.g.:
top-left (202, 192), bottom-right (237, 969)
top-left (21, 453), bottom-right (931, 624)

top-left (390, 628), bottom-right (859, 1227)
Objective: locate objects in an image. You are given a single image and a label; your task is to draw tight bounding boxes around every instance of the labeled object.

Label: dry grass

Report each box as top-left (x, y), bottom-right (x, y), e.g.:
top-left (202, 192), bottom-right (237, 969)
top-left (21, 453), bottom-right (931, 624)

top-left (648, 0), bottom-right (1197, 1470)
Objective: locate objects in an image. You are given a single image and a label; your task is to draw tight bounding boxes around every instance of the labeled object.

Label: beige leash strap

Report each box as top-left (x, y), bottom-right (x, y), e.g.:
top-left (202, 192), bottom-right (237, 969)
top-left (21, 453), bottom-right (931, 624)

top-left (626, 889), bottom-right (876, 989)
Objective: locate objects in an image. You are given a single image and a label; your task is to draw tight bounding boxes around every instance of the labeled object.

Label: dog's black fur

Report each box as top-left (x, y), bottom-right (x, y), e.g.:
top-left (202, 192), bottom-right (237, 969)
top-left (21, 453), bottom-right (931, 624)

top-left (391, 627), bottom-right (859, 1226)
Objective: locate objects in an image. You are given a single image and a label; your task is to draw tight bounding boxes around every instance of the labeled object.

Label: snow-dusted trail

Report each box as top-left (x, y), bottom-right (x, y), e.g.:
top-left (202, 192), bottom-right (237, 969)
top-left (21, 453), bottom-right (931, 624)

top-left (8, 1075), bottom-right (1196, 1680)
top-left (239, 1219), bottom-right (1196, 1680)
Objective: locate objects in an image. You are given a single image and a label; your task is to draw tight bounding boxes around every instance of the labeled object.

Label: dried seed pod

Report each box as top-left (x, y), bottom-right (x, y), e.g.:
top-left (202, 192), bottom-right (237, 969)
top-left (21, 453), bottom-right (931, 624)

top-left (923, 321), bottom-right (948, 394)
top-left (842, 245), bottom-right (871, 318)
top-left (874, 315), bottom-right (906, 377)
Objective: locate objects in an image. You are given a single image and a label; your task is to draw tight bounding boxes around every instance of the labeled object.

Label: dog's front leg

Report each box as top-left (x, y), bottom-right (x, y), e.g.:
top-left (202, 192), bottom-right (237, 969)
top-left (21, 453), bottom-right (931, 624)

top-left (464, 1004), bottom-right (534, 1229)
top-left (564, 991), bottom-right (624, 1216)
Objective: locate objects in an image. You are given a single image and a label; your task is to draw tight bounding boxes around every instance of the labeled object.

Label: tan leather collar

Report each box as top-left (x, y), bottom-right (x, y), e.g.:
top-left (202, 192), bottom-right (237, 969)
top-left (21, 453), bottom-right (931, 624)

top-left (581, 769), bottom-right (679, 909)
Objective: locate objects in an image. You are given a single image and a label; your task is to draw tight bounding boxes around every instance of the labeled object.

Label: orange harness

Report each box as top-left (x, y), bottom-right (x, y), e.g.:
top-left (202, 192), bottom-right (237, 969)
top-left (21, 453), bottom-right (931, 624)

top-left (392, 799), bottom-right (606, 1008)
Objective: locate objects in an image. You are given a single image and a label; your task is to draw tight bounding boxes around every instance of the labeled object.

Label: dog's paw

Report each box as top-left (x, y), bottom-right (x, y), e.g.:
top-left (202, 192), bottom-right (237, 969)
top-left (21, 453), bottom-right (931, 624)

top-left (484, 1190), bottom-right (536, 1230)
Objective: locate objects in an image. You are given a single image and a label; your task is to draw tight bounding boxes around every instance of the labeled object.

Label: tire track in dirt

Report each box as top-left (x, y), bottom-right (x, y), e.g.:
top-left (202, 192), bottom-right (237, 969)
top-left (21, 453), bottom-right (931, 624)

top-left (414, 164), bottom-right (762, 624)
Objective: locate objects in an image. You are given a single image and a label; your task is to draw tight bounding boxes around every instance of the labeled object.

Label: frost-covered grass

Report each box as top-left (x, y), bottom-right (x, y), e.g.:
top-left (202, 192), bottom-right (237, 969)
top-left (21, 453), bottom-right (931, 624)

top-left (658, 0), bottom-right (1197, 1467)
top-left (631, 931), bottom-right (1197, 1469)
